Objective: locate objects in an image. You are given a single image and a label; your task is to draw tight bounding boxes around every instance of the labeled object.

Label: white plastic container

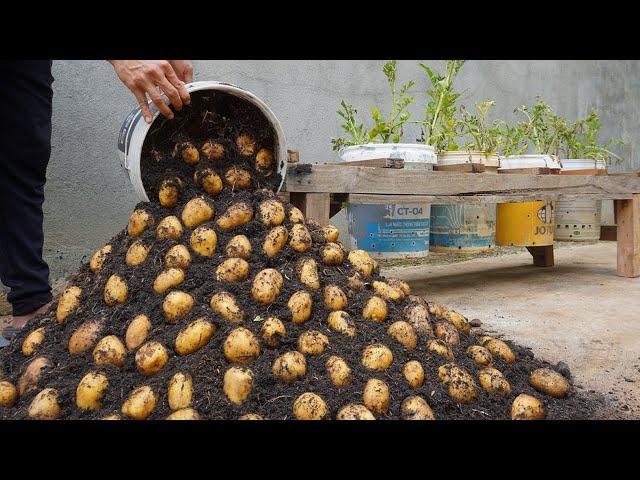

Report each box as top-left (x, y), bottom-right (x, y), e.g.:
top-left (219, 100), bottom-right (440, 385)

top-left (437, 150), bottom-right (500, 167)
top-left (117, 81), bottom-right (288, 201)
top-left (499, 154), bottom-right (561, 170)
top-left (339, 143), bottom-right (437, 169)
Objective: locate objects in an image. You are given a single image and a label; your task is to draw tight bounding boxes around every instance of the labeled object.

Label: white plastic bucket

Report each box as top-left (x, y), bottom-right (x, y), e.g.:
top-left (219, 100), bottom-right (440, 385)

top-left (339, 143), bottom-right (437, 169)
top-left (437, 150), bottom-right (500, 167)
top-left (499, 154), bottom-right (561, 170)
top-left (117, 81), bottom-right (288, 201)
top-left (560, 158), bottom-right (606, 170)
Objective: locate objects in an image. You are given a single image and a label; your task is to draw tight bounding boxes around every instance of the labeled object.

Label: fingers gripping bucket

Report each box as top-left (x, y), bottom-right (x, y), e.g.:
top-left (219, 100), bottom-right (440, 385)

top-left (117, 81), bottom-right (288, 201)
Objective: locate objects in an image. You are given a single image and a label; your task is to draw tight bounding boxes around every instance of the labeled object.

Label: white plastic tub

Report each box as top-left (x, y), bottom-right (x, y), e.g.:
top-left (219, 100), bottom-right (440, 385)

top-left (437, 150), bottom-right (500, 167)
top-left (117, 81), bottom-right (288, 201)
top-left (339, 143), bottom-right (437, 169)
top-left (499, 154), bottom-right (561, 170)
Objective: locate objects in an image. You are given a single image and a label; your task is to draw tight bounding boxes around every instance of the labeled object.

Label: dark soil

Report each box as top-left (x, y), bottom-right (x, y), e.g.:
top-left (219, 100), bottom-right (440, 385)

top-left (0, 92), bottom-right (609, 420)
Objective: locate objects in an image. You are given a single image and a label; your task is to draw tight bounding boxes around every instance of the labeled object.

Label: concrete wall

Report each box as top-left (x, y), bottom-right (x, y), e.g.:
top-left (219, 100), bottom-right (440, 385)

top-left (3, 60), bottom-right (638, 287)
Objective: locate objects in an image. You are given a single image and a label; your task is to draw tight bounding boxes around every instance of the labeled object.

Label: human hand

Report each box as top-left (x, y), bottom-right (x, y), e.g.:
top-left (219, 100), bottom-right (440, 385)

top-left (109, 60), bottom-right (193, 123)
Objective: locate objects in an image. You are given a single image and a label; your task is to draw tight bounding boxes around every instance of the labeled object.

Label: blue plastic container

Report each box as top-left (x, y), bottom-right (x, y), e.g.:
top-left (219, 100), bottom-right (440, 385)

top-left (429, 204), bottom-right (496, 253)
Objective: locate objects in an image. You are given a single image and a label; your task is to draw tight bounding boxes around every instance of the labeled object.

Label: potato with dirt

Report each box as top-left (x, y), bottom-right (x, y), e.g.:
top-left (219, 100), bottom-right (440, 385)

top-left (272, 351), bottom-right (306, 383)
top-left (56, 285), bottom-right (82, 323)
top-left (482, 338), bottom-right (516, 364)
top-left (529, 368), bottom-right (570, 398)
top-left (288, 291), bottom-right (313, 324)
top-left (22, 327), bottom-right (45, 357)
top-left (122, 386), bottom-right (158, 420)
top-left (298, 330), bottom-right (329, 356)
top-left (289, 206), bottom-right (305, 224)
top-left (434, 321), bottom-right (460, 345)
top-left (175, 318), bottom-right (216, 355)
top-left (321, 242), bottom-right (344, 266)
top-left (153, 268), bottom-right (185, 294)
top-left (323, 285), bottom-right (347, 311)
top-left (348, 249), bottom-right (376, 276)
top-left (236, 134), bottom-right (257, 156)
top-left (126, 241), bottom-right (149, 266)
top-left (69, 321), bottom-right (102, 354)
top-left (337, 404), bottom-right (375, 420)
top-left (321, 225), bottom-right (339, 242)
top-left (194, 167), bottom-right (223, 196)
top-left (261, 317), bottom-right (286, 347)
top-left (76, 372), bottom-right (109, 410)
top-left (163, 291), bottom-right (194, 323)
top-left (363, 296), bottom-right (388, 323)
top-left (223, 367), bottom-right (254, 404)
top-left (181, 197), bottom-right (214, 228)
top-left (511, 394), bottom-right (546, 420)
top-left (403, 302), bottom-right (432, 337)
top-left (252, 268), bottom-right (283, 305)
top-left (216, 202), bottom-right (253, 230)
top-left (402, 396), bottom-right (435, 420)
top-left (372, 280), bottom-right (404, 302)
top-left (258, 199), bottom-right (285, 226)
top-left (387, 321), bottom-right (417, 350)
top-left (427, 339), bottom-right (454, 361)
top-left (403, 360), bottom-right (425, 388)
top-left (224, 167), bottom-right (253, 190)
top-left (158, 177), bottom-right (182, 207)
top-left (168, 372), bottom-right (193, 411)
top-left (156, 215), bottom-right (183, 240)
top-left (226, 235), bottom-right (252, 259)
top-left (361, 344), bottom-right (393, 371)
top-left (127, 209), bottom-right (154, 237)
top-left (201, 140), bottom-right (225, 160)
top-left (216, 258), bottom-right (249, 282)
top-left (180, 141), bottom-right (200, 165)
top-left (326, 356), bottom-right (351, 387)
top-left (438, 364), bottom-right (477, 404)
top-left (255, 148), bottom-right (274, 175)
top-left (467, 345), bottom-right (493, 366)
top-left (224, 327), bottom-right (261, 365)
top-left (289, 224), bottom-right (312, 252)
top-left (90, 244), bottom-right (112, 273)
top-left (327, 311), bottom-right (355, 337)
top-left (211, 291), bottom-right (245, 322)
top-left (166, 408), bottom-right (201, 420)
top-left (165, 244), bottom-right (191, 269)
top-left (363, 379), bottom-right (390, 414)
top-left (135, 341), bottom-right (169, 376)
top-left (104, 274), bottom-right (128, 306)
top-left (0, 381), bottom-right (18, 408)
top-left (293, 392), bottom-right (327, 420)
top-left (442, 310), bottom-right (471, 334)
top-left (190, 225), bottom-right (218, 256)
top-left (298, 258), bottom-right (320, 291)
top-left (28, 388), bottom-right (61, 420)
top-left (478, 367), bottom-right (511, 397)
top-left (125, 315), bottom-right (151, 351)
top-left (93, 335), bottom-right (126, 367)
top-left (18, 356), bottom-right (50, 395)
top-left (263, 225), bottom-right (288, 257)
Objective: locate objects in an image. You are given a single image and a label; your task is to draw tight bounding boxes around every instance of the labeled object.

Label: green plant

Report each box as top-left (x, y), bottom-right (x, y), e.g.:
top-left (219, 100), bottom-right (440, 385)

top-left (331, 61), bottom-right (415, 151)
top-left (419, 60), bottom-right (466, 152)
top-left (459, 100), bottom-right (503, 154)
top-left (563, 110), bottom-right (627, 164)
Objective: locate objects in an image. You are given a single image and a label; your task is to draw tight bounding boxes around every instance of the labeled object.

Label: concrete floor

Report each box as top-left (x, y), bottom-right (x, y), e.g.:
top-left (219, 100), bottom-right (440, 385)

top-left (385, 241), bottom-right (640, 418)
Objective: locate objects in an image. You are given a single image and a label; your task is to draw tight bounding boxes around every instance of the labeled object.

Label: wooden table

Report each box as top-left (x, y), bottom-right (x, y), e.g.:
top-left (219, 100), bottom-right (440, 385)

top-left (283, 163), bottom-right (640, 278)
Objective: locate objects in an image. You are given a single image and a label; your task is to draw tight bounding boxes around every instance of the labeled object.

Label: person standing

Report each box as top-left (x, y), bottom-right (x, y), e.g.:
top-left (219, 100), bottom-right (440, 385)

top-left (0, 60), bottom-right (194, 346)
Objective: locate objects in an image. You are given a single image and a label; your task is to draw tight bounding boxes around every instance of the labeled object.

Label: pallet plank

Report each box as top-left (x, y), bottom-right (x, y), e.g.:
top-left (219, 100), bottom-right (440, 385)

top-left (289, 192), bottom-right (331, 225)
top-left (615, 194), bottom-right (640, 277)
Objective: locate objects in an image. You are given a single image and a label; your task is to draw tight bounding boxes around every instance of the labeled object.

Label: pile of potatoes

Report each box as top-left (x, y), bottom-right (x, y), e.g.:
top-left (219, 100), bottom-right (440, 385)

top-left (0, 131), bottom-right (575, 421)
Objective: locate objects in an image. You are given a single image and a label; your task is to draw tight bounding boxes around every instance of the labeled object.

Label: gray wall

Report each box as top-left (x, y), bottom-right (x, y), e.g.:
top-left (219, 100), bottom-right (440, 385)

top-left (4, 60), bottom-right (639, 286)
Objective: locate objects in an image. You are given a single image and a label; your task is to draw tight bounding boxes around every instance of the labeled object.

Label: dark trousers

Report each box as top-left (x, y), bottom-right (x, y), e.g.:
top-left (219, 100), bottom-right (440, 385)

top-left (0, 61), bottom-right (54, 315)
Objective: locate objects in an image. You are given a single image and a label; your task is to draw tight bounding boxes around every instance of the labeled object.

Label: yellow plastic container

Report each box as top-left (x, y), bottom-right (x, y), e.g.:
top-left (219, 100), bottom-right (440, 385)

top-left (496, 201), bottom-right (556, 246)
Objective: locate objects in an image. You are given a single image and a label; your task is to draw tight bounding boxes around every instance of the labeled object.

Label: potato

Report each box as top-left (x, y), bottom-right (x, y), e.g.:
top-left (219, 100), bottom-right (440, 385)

top-left (28, 388), bottom-right (61, 420)
top-left (216, 258), bottom-right (249, 282)
top-left (226, 235), bottom-right (252, 259)
top-left (322, 285), bottom-right (346, 311)
top-left (255, 148), bottom-right (274, 174)
top-left (336, 404), bottom-right (375, 420)
top-left (363, 379), bottom-right (390, 415)
top-left (482, 338), bottom-right (516, 364)
top-left (348, 249), bottom-right (376, 276)
top-left (402, 304), bottom-right (432, 337)
top-left (319, 224), bottom-right (339, 242)
top-left (181, 197), bottom-right (214, 229)
top-left (181, 142), bottom-right (200, 165)
top-left (224, 328), bottom-right (261, 365)
top-left (216, 202), bottom-right (253, 230)
top-left (201, 140), bottom-right (225, 160)
top-left (236, 134), bottom-right (257, 156)
top-left (194, 167), bottom-right (223, 196)
top-left (90, 244), bottom-right (112, 273)
top-left (427, 339), bottom-right (454, 361)
top-left (298, 258), bottom-right (320, 291)
top-left (0, 381), bottom-right (18, 408)
top-left (289, 224), bottom-right (312, 253)
top-left (210, 291), bottom-right (244, 322)
top-left (428, 302), bottom-right (446, 317)
top-left (163, 291), bottom-right (194, 323)
top-left (159, 178), bottom-right (181, 207)
top-left (442, 310), bottom-right (471, 334)
top-left (223, 367), bottom-right (253, 405)
top-left (293, 392), bottom-right (327, 420)
top-left (272, 351), bottom-right (307, 383)
top-left (372, 281), bottom-right (404, 302)
top-left (168, 372), bottom-right (193, 411)
top-left (258, 199), bottom-right (285, 227)
top-left (126, 241), bottom-right (149, 266)
top-left (438, 364), bottom-right (477, 404)
top-left (261, 317), bottom-right (285, 348)
top-left (239, 413), bottom-right (263, 420)
top-left (346, 273), bottom-right (365, 292)
top-left (321, 242), bottom-right (344, 266)
top-left (76, 372), bottom-right (109, 410)
top-left (22, 327), bottom-right (45, 356)
top-left (386, 321), bottom-right (417, 350)
top-left (135, 341), bottom-right (169, 376)
top-left (402, 396), bottom-right (435, 421)
top-left (362, 344), bottom-right (393, 371)
top-left (18, 357), bottom-right (50, 395)
top-left (93, 336), bottom-right (126, 367)
top-left (326, 356), bottom-right (351, 387)
top-left (166, 408), bottom-right (201, 420)
top-left (467, 345), bottom-right (493, 366)
top-left (478, 367), bottom-right (511, 397)
top-left (153, 268), bottom-right (185, 294)
top-left (127, 209), bottom-right (154, 237)
top-left (529, 368), bottom-right (570, 398)
top-left (403, 360), bottom-right (425, 388)
top-left (124, 315), bottom-right (150, 351)
top-left (69, 321), bottom-right (102, 354)
top-left (101, 414), bottom-right (121, 420)
top-left (56, 285), bottom-right (82, 323)
top-left (156, 215), bottom-right (184, 240)
top-left (363, 296), bottom-right (388, 323)
top-left (387, 278), bottom-right (411, 297)
top-left (175, 318), bottom-right (216, 356)
top-left (189, 226), bottom-right (217, 257)
top-left (288, 291), bottom-right (312, 324)
top-left (434, 321), bottom-right (460, 345)
top-left (298, 330), bottom-right (329, 356)
top-left (327, 311), bottom-right (355, 337)
top-left (263, 225), bottom-right (288, 257)
top-left (224, 167), bottom-right (252, 190)
top-left (289, 206), bottom-right (305, 224)
top-left (122, 386), bottom-right (157, 420)
top-left (165, 244), bottom-right (191, 269)
top-left (512, 394), bottom-right (546, 420)
top-left (104, 274), bottom-right (128, 306)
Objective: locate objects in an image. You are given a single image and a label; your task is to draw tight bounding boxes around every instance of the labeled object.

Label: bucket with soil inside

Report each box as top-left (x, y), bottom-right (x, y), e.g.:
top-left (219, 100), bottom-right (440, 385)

top-left (0, 89), bottom-right (604, 420)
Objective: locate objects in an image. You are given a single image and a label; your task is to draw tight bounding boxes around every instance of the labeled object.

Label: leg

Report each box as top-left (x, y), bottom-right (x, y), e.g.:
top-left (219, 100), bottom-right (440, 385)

top-left (289, 192), bottom-right (331, 225)
top-left (0, 61), bottom-right (54, 320)
top-left (526, 245), bottom-right (555, 267)
top-left (615, 195), bottom-right (640, 278)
